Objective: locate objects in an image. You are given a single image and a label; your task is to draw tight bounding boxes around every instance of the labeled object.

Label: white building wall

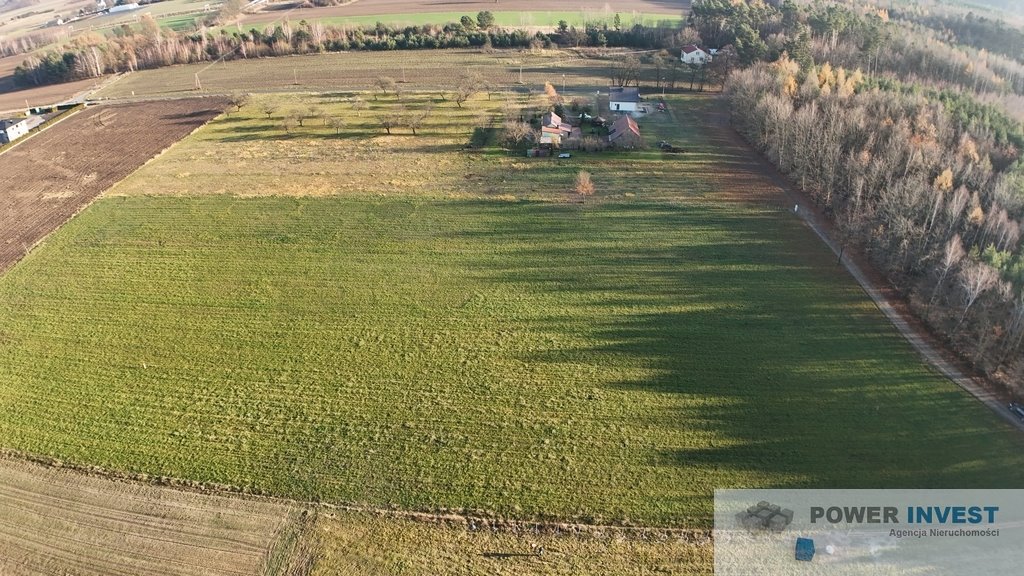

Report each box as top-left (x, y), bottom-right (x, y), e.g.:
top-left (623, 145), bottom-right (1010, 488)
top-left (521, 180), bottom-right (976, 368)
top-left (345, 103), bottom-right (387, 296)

top-left (681, 50), bottom-right (711, 65)
top-left (0, 121), bottom-right (29, 144)
top-left (610, 100), bottom-right (638, 113)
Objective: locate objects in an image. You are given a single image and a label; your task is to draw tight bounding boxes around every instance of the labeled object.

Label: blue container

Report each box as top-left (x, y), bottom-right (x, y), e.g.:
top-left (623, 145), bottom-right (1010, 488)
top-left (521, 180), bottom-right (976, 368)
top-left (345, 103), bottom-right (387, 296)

top-left (795, 537), bottom-right (815, 562)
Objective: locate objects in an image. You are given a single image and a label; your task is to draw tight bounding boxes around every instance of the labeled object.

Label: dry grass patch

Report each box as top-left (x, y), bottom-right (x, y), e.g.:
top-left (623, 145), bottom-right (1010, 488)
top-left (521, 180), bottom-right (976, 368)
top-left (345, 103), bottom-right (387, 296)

top-left (0, 456), bottom-right (297, 576)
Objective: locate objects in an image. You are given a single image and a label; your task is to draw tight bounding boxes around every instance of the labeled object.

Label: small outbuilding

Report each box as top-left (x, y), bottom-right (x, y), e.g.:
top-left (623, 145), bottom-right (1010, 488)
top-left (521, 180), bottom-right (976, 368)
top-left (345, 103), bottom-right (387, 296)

top-left (608, 86), bottom-right (641, 113)
top-left (0, 117), bottom-right (29, 144)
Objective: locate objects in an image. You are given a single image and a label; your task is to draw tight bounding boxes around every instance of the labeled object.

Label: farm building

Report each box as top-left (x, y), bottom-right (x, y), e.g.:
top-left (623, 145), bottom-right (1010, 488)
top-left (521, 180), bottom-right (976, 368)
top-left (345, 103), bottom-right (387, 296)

top-left (108, 2), bottom-right (140, 13)
top-left (608, 115), bottom-right (642, 148)
top-left (538, 111), bottom-right (579, 146)
top-left (0, 118), bottom-right (29, 144)
top-left (681, 45), bottom-right (712, 65)
top-left (608, 86), bottom-right (641, 113)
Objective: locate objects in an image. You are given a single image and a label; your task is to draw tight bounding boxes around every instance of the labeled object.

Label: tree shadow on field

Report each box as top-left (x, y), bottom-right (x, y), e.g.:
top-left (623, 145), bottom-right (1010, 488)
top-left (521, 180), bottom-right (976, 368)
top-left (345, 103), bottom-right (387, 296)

top-left (160, 109), bottom-right (223, 122)
top-left (450, 199), bottom-right (1024, 497)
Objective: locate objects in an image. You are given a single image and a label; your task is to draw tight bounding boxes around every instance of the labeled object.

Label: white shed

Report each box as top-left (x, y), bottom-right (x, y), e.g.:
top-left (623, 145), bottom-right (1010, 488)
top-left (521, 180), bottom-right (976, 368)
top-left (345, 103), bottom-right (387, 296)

top-left (0, 118), bottom-right (29, 144)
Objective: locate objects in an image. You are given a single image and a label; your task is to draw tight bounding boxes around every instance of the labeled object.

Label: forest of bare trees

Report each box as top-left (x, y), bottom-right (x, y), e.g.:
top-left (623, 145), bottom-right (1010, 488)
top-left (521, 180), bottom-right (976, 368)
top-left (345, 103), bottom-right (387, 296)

top-left (728, 56), bottom-right (1024, 393)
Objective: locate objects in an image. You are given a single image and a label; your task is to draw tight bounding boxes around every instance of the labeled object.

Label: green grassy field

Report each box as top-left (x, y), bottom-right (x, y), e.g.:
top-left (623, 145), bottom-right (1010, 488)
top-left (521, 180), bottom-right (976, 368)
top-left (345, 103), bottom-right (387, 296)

top-left (2, 192), bottom-right (1023, 527)
top-left (1, 90), bottom-right (1023, 537)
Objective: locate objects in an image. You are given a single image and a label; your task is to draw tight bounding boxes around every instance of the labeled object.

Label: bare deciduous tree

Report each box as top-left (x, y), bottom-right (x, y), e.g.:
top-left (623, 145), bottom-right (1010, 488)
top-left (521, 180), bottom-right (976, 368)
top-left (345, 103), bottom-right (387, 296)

top-left (503, 120), bottom-right (533, 147)
top-left (259, 102), bottom-right (278, 119)
top-left (957, 261), bottom-right (999, 327)
top-left (228, 92), bottom-right (250, 113)
top-left (325, 115), bottom-right (344, 135)
top-left (351, 97), bottom-right (367, 117)
top-left (305, 105), bottom-right (324, 126)
top-left (377, 113), bottom-right (400, 135)
top-left (375, 76), bottom-right (396, 98)
top-left (406, 105), bottom-right (433, 136)
top-left (281, 113), bottom-right (299, 133)
top-left (610, 55), bottom-right (641, 87)
top-left (575, 170), bottom-right (595, 202)
top-left (929, 234), bottom-right (966, 307)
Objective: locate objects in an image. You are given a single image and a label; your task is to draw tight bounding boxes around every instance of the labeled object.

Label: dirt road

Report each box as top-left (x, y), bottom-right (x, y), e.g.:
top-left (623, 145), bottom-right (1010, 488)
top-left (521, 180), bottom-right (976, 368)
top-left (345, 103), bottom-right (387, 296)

top-left (702, 95), bottom-right (1024, 435)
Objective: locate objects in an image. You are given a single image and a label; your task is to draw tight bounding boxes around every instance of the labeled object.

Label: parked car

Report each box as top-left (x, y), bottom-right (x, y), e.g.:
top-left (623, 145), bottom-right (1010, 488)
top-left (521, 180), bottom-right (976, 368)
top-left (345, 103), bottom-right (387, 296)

top-left (557, 152), bottom-right (571, 158)
top-left (1010, 402), bottom-right (1024, 422)
top-left (657, 141), bottom-right (686, 153)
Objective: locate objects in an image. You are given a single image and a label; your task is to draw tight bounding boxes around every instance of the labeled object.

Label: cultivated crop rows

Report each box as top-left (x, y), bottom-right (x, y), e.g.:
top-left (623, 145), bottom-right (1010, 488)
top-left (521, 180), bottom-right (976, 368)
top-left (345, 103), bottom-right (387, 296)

top-left (0, 97), bottom-right (227, 273)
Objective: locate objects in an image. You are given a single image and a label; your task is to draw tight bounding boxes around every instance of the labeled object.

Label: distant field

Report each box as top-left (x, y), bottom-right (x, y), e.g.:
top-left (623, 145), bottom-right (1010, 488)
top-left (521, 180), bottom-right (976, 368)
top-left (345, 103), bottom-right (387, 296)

top-left (73, 0), bottom-right (214, 33)
top-left (226, 10), bottom-right (683, 33)
top-left (2, 93), bottom-right (1023, 530)
top-left (94, 49), bottom-right (630, 99)
top-left (0, 51), bottom-right (105, 112)
top-left (232, 0), bottom-right (687, 29)
top-left (0, 0), bottom-right (92, 39)
top-left (0, 457), bottom-right (296, 575)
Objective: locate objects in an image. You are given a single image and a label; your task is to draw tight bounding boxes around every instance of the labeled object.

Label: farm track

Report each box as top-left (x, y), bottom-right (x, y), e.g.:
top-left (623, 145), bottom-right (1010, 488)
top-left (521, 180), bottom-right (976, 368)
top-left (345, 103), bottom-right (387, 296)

top-left (0, 97), bottom-right (228, 275)
top-left (0, 456), bottom-right (296, 576)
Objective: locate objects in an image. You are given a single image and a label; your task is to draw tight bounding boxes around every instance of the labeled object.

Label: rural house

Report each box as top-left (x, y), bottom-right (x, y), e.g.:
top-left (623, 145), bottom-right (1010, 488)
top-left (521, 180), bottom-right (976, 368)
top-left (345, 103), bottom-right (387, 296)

top-left (0, 118), bottom-right (29, 144)
top-left (680, 45), bottom-right (712, 65)
top-left (608, 115), bottom-right (642, 148)
top-left (539, 111), bottom-right (579, 146)
top-left (608, 86), bottom-right (641, 113)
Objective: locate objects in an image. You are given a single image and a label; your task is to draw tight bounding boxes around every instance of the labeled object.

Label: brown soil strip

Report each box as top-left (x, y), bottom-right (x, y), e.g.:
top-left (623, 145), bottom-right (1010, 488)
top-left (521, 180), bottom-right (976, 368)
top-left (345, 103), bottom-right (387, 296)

top-left (0, 96), bottom-right (228, 275)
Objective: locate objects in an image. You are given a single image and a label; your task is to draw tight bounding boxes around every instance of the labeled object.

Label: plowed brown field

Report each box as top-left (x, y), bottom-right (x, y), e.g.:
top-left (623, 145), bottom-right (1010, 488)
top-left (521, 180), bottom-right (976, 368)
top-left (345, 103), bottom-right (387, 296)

top-left (0, 97), bottom-right (226, 273)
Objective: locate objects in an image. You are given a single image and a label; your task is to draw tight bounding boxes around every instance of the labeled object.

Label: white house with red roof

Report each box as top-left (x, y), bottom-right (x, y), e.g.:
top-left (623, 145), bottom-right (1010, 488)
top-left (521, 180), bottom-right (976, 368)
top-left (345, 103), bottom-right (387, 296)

top-left (680, 45), bottom-right (712, 65)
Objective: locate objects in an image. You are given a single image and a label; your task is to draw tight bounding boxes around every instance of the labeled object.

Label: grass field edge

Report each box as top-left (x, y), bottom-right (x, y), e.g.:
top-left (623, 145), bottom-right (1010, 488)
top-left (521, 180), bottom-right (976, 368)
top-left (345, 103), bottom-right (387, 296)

top-left (0, 447), bottom-right (713, 537)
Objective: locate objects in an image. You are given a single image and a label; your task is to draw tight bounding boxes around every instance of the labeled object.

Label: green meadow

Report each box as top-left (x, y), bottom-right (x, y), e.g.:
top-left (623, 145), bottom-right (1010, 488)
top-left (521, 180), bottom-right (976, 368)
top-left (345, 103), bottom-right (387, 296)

top-left (1, 192), bottom-right (1022, 527)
